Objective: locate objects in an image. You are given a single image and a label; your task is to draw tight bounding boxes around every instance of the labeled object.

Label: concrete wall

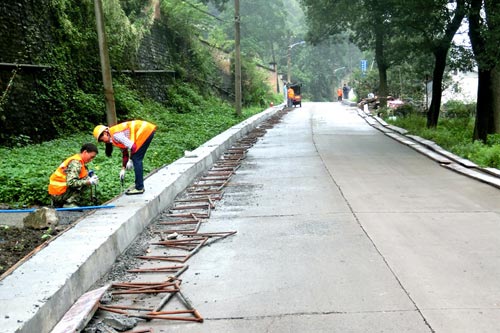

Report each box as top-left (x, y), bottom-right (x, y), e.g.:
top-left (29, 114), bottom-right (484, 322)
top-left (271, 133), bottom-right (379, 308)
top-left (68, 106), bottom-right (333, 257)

top-left (0, 1), bottom-right (54, 64)
top-left (0, 0), bottom-right (56, 143)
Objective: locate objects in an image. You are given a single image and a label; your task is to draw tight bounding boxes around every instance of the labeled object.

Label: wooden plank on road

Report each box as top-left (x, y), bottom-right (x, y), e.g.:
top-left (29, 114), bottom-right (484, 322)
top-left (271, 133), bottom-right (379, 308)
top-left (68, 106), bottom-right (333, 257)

top-left (50, 284), bottom-right (110, 333)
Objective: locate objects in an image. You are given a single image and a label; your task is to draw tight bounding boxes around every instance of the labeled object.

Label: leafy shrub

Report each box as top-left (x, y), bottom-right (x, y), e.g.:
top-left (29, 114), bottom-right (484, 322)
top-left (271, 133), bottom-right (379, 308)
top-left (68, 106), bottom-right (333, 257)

top-left (239, 59), bottom-right (276, 107)
top-left (166, 83), bottom-right (205, 113)
top-left (486, 134), bottom-right (500, 146)
top-left (442, 100), bottom-right (475, 119)
top-left (113, 80), bottom-right (145, 119)
top-left (473, 144), bottom-right (500, 168)
top-left (393, 103), bottom-right (419, 117)
top-left (71, 89), bottom-right (106, 128)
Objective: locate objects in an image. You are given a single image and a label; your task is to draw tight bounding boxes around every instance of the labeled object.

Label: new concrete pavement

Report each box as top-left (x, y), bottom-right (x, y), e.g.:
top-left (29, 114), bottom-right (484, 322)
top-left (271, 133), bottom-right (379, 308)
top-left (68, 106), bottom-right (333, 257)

top-left (3, 102), bottom-right (500, 332)
top-left (145, 102), bottom-right (500, 332)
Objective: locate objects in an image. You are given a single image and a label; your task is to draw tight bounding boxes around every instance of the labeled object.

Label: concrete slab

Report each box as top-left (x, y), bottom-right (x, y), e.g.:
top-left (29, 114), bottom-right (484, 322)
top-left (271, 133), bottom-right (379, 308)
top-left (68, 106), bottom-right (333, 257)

top-left (158, 102), bottom-right (500, 332)
top-left (138, 102), bottom-right (432, 332)
top-left (151, 311), bottom-right (429, 333)
top-left (358, 212), bottom-right (500, 331)
top-left (183, 215), bottom-right (416, 315)
top-left (443, 163), bottom-right (500, 189)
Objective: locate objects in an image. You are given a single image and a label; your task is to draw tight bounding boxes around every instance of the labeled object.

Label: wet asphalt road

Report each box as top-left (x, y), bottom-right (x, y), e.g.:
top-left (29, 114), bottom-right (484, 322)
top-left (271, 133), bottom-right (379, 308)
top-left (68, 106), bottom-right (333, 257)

top-left (132, 102), bottom-right (500, 333)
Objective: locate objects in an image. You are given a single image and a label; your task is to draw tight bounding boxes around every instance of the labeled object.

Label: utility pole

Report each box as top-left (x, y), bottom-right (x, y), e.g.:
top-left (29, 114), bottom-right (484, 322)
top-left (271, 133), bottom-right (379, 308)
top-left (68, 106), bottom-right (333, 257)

top-left (234, 0), bottom-right (242, 117)
top-left (94, 0), bottom-right (117, 126)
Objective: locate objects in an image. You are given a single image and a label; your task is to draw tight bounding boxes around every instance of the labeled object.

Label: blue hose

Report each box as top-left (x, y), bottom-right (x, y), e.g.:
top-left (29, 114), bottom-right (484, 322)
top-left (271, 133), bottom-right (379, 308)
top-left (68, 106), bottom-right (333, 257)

top-left (0, 204), bottom-right (115, 213)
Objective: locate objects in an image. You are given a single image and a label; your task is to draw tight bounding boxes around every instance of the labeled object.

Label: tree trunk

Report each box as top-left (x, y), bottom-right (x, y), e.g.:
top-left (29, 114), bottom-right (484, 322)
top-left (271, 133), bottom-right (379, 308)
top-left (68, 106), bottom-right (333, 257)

top-left (426, 47), bottom-right (448, 128)
top-left (426, 0), bottom-right (465, 128)
top-left (473, 68), bottom-right (495, 141)
top-left (374, 23), bottom-right (388, 108)
top-left (492, 65), bottom-right (500, 133)
top-left (468, 0), bottom-right (497, 141)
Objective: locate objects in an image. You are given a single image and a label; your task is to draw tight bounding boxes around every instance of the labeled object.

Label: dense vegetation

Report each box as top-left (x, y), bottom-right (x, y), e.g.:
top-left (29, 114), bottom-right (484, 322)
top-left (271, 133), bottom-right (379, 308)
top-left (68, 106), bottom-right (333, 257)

top-left (0, 0), bottom-right (282, 207)
top-left (0, 83), bottom-right (266, 207)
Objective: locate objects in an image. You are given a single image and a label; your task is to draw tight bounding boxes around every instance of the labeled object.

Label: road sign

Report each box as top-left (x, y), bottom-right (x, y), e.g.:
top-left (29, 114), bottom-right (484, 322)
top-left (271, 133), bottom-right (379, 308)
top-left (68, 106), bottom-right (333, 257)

top-left (361, 60), bottom-right (367, 72)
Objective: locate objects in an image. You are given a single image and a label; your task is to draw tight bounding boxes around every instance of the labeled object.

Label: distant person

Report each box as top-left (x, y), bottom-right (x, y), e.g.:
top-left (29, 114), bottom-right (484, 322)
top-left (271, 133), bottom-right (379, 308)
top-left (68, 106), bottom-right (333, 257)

top-left (48, 143), bottom-right (99, 208)
top-left (342, 83), bottom-right (350, 100)
top-left (337, 87), bottom-right (343, 101)
top-left (283, 83), bottom-right (288, 104)
top-left (93, 120), bottom-right (156, 195)
top-left (287, 86), bottom-right (295, 107)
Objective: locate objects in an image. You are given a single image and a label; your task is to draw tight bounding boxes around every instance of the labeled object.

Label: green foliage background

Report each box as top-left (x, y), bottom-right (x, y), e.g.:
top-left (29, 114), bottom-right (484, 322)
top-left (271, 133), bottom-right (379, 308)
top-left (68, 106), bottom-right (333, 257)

top-left (0, 0), bottom-right (282, 206)
top-left (0, 83), bottom-right (264, 207)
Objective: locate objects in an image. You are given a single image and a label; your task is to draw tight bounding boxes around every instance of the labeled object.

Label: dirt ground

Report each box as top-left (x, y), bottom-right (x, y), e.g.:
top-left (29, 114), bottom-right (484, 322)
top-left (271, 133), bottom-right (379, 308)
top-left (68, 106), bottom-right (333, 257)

top-left (0, 226), bottom-right (48, 276)
top-left (0, 210), bottom-right (86, 277)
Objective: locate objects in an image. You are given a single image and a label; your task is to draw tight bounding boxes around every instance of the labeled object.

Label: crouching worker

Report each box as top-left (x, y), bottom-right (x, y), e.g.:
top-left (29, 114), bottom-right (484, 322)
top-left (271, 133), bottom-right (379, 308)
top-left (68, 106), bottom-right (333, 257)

top-left (48, 143), bottom-right (99, 208)
top-left (93, 120), bottom-right (156, 195)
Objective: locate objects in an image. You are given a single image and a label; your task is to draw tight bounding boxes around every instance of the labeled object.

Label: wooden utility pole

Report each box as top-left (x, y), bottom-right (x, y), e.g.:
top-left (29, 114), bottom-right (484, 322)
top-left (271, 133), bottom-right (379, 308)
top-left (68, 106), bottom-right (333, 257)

top-left (94, 0), bottom-right (117, 126)
top-left (234, 0), bottom-right (242, 116)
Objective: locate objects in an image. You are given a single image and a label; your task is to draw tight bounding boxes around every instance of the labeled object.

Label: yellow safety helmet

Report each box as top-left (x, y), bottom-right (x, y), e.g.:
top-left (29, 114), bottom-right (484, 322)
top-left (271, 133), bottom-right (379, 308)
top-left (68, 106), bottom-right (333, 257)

top-left (93, 125), bottom-right (108, 141)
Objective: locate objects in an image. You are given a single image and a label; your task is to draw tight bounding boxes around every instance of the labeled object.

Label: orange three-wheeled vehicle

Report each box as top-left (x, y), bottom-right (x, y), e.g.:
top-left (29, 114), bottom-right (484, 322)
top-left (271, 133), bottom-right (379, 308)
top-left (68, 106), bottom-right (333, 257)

top-left (288, 83), bottom-right (302, 107)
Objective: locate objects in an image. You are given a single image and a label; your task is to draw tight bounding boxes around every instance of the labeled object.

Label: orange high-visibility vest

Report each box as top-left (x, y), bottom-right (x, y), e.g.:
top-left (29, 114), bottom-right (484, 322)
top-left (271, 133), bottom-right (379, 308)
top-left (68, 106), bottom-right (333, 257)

top-left (48, 154), bottom-right (87, 195)
top-left (287, 88), bottom-right (295, 99)
top-left (108, 120), bottom-right (157, 151)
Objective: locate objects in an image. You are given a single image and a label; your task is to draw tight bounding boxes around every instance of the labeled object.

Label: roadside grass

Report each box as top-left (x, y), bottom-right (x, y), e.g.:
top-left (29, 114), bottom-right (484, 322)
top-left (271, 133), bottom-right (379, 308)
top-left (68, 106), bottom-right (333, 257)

top-left (387, 113), bottom-right (500, 169)
top-left (0, 99), bottom-right (266, 207)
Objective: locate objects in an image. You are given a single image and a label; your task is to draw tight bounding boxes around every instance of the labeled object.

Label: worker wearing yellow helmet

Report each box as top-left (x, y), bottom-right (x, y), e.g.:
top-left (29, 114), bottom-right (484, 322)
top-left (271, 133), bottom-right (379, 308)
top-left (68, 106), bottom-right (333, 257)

top-left (93, 120), bottom-right (157, 195)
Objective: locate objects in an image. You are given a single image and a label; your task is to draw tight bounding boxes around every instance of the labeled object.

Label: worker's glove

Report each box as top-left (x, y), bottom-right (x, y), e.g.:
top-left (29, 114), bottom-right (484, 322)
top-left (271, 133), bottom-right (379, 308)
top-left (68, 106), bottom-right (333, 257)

top-left (89, 175), bottom-right (99, 185)
top-left (119, 169), bottom-right (126, 181)
top-left (126, 159), bottom-right (134, 170)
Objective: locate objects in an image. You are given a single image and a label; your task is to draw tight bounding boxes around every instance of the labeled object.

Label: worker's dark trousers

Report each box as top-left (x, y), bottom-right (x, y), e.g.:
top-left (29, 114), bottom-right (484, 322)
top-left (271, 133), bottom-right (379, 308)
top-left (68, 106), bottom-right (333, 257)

top-left (132, 131), bottom-right (155, 190)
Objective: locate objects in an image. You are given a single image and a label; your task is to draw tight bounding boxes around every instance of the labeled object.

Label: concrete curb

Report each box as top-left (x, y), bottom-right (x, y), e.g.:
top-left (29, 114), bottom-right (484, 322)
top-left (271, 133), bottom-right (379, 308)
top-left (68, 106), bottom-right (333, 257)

top-left (357, 107), bottom-right (500, 189)
top-left (0, 105), bottom-right (283, 333)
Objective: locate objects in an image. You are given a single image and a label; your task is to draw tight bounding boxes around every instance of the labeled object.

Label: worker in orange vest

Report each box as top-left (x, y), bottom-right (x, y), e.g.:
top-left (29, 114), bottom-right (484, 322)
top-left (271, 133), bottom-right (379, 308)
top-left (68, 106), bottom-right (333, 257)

top-left (287, 86), bottom-right (295, 107)
top-left (93, 120), bottom-right (156, 195)
top-left (48, 143), bottom-right (99, 208)
top-left (337, 87), bottom-right (343, 101)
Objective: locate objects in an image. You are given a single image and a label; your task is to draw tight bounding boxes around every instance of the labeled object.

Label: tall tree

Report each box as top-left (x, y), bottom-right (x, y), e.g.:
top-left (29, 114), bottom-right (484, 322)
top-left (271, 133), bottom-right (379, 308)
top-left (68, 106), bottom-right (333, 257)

top-left (391, 0), bottom-right (466, 128)
top-left (468, 0), bottom-right (500, 141)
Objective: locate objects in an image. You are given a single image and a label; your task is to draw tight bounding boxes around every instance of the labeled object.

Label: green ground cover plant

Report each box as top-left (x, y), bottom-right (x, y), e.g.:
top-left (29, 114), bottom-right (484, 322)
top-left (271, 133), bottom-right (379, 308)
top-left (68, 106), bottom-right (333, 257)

top-left (386, 102), bottom-right (500, 170)
top-left (0, 89), bottom-right (269, 207)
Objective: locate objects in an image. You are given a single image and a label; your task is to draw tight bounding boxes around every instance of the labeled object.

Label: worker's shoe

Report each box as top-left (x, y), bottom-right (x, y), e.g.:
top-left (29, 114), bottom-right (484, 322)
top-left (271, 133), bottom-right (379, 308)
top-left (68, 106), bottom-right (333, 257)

top-left (125, 188), bottom-right (145, 195)
top-left (63, 203), bottom-right (79, 208)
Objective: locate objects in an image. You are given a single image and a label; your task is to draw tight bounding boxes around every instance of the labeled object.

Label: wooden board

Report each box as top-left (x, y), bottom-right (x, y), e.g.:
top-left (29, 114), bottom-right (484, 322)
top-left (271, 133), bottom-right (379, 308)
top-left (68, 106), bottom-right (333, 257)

top-left (51, 284), bottom-right (110, 333)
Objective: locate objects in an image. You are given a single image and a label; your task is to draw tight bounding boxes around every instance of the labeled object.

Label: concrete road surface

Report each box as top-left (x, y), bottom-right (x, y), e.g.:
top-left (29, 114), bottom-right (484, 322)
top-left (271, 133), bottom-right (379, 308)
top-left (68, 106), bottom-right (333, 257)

top-left (146, 102), bottom-right (500, 333)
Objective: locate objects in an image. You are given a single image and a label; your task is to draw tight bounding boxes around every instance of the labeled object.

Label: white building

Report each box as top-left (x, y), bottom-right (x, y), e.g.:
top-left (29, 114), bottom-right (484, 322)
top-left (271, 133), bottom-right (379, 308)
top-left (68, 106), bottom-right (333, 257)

top-left (426, 70), bottom-right (478, 109)
top-left (442, 70), bottom-right (478, 104)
